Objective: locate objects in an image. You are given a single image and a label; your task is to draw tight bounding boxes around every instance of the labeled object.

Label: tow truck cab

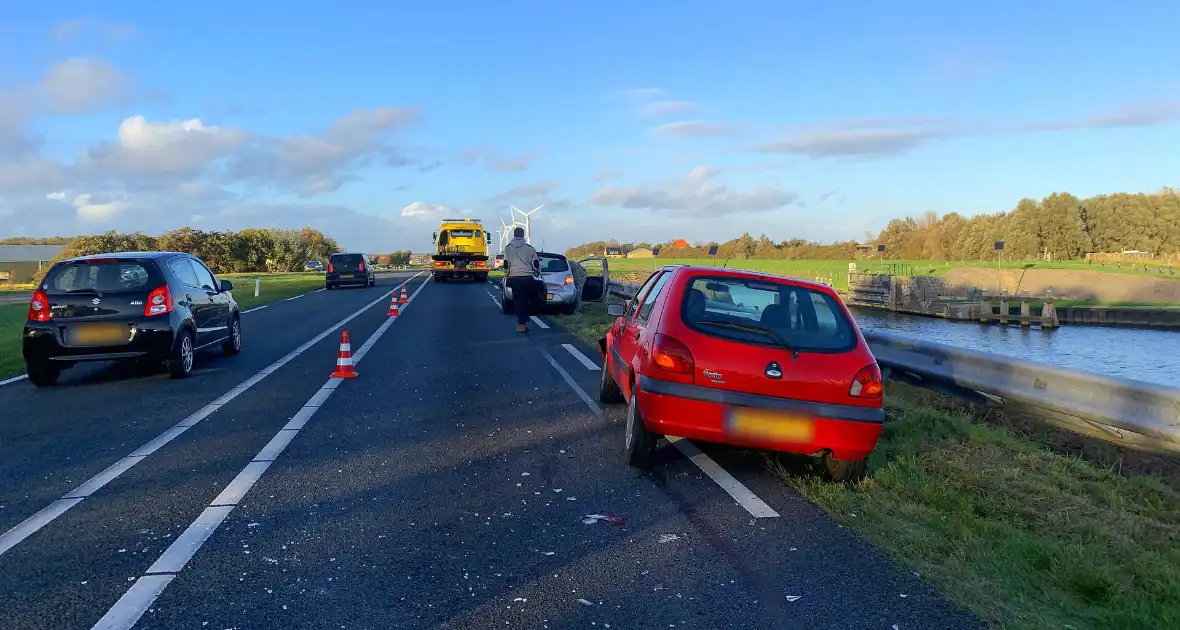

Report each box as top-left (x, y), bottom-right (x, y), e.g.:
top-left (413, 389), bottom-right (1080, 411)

top-left (432, 218), bottom-right (492, 282)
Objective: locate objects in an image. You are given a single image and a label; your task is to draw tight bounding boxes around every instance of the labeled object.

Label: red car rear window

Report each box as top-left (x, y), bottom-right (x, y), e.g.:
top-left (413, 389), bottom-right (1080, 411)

top-left (680, 276), bottom-right (857, 352)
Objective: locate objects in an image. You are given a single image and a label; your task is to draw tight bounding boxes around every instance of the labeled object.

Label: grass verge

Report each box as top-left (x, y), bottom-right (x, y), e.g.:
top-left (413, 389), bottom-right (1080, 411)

top-left (0, 273), bottom-right (328, 379)
top-left (549, 303), bottom-right (1180, 630)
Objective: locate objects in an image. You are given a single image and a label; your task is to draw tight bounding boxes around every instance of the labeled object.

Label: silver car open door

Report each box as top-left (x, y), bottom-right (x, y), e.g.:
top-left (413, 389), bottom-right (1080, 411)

top-left (574, 256), bottom-right (610, 302)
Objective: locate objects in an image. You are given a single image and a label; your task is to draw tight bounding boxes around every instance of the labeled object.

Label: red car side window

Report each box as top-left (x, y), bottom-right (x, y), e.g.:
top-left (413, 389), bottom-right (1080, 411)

top-left (635, 272), bottom-right (671, 324)
top-left (625, 271), bottom-right (663, 320)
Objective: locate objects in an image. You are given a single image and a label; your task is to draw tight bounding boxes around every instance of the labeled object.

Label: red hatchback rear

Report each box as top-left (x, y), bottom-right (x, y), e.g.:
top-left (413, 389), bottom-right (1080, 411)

top-left (599, 266), bottom-right (884, 482)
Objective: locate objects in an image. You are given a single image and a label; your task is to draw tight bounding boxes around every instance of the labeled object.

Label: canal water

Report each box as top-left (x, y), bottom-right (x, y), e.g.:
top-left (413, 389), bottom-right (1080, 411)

top-left (851, 308), bottom-right (1179, 388)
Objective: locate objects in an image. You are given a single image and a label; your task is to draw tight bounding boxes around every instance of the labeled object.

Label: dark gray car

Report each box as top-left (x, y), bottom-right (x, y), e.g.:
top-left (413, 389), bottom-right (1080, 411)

top-left (326, 253), bottom-right (375, 289)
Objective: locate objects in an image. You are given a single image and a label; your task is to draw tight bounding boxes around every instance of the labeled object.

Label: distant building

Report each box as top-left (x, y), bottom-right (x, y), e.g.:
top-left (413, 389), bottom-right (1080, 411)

top-left (0, 245), bottom-right (66, 283)
top-left (627, 247), bottom-right (654, 259)
top-left (604, 247), bottom-right (624, 258)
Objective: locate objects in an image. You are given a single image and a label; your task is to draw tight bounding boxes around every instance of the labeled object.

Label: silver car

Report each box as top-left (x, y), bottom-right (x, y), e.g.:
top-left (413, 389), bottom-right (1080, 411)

top-left (501, 253), bottom-right (580, 315)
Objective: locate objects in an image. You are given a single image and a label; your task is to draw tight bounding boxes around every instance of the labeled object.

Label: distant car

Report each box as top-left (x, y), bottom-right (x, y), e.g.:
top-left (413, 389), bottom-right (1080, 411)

top-left (598, 266), bottom-right (885, 482)
top-left (304, 260), bottom-right (324, 272)
top-left (23, 251), bottom-right (242, 386)
top-left (325, 253), bottom-right (375, 289)
top-left (493, 254), bottom-right (505, 270)
top-left (500, 252), bottom-right (579, 315)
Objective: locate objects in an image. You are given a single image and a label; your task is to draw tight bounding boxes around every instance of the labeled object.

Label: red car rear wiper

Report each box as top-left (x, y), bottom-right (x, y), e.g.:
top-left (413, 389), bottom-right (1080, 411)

top-left (698, 320), bottom-right (798, 361)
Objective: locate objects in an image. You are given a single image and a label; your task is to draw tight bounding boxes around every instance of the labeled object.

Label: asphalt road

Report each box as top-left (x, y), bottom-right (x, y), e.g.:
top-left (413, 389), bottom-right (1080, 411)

top-left (0, 272), bottom-right (983, 630)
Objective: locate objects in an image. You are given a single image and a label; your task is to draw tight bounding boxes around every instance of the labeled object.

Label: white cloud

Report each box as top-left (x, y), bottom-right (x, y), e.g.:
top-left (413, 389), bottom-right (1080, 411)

top-left (41, 58), bottom-right (137, 115)
top-left (459, 147), bottom-right (534, 172)
top-left (592, 168), bottom-right (624, 182)
top-left (591, 166), bottom-right (799, 217)
top-left (51, 18), bottom-right (137, 42)
top-left (642, 100), bottom-right (698, 117)
top-left (652, 120), bottom-right (744, 139)
top-left (76, 115), bottom-right (249, 182)
top-left (72, 193), bottom-right (127, 222)
top-left (401, 201), bottom-right (463, 219)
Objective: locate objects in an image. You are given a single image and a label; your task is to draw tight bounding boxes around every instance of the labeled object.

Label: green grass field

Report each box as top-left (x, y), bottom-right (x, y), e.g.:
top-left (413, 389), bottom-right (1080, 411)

top-left (544, 302), bottom-right (1180, 630)
top-left (0, 272), bottom-right (328, 379)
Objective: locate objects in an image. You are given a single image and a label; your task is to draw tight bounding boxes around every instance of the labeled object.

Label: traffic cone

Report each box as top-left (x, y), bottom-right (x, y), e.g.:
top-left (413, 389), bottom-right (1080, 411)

top-left (399, 285), bottom-right (408, 303)
top-left (330, 331), bottom-right (357, 378)
top-left (387, 295), bottom-right (400, 317)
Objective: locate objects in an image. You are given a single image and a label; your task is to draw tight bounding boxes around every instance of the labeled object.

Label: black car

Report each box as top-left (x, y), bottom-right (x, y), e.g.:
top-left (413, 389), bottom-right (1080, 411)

top-left (23, 252), bottom-right (242, 386)
top-left (326, 252), bottom-right (375, 289)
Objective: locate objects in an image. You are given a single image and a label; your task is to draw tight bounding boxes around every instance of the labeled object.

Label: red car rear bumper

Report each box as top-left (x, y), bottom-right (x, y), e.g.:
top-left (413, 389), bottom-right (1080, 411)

top-left (636, 375), bottom-right (884, 461)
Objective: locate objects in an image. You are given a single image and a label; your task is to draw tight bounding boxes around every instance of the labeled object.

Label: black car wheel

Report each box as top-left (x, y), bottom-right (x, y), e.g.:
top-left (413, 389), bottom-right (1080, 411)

top-left (598, 353), bottom-right (625, 404)
top-left (168, 329), bottom-right (195, 379)
top-left (27, 363), bottom-right (61, 388)
top-left (624, 388), bottom-right (658, 469)
top-left (222, 316), bottom-right (242, 355)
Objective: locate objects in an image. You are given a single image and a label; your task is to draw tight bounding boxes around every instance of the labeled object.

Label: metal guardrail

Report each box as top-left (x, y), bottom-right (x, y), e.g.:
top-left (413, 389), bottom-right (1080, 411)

top-left (606, 280), bottom-right (1180, 455)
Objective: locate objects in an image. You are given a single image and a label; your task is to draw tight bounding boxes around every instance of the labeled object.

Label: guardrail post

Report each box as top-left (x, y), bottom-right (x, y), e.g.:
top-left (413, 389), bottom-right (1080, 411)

top-left (255, 278), bottom-right (261, 298)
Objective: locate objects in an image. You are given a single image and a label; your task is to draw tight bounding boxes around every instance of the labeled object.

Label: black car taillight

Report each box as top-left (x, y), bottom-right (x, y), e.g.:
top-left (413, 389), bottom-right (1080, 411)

top-left (28, 289), bottom-right (51, 322)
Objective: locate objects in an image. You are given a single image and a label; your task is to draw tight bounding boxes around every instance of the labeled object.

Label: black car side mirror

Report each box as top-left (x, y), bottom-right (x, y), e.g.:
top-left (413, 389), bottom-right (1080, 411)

top-left (220, 279), bottom-right (234, 292)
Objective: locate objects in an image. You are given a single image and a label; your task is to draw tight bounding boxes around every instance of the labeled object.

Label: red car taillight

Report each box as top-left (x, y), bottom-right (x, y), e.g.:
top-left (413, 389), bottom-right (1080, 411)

top-left (435, 261), bottom-right (447, 267)
top-left (358, 261), bottom-right (365, 271)
top-left (145, 285), bottom-right (174, 316)
top-left (475, 261), bottom-right (487, 268)
top-left (28, 289), bottom-right (51, 322)
top-left (850, 363), bottom-right (884, 399)
top-left (328, 262), bottom-right (335, 273)
top-left (652, 334), bottom-right (694, 376)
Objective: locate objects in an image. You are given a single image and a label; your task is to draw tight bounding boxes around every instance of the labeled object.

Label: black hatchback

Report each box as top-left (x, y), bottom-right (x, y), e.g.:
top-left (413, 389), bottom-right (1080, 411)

top-left (325, 253), bottom-right (375, 289)
top-left (23, 252), bottom-right (243, 386)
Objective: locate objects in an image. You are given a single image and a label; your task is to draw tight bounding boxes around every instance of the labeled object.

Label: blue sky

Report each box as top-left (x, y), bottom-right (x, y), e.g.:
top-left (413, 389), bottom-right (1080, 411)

top-left (2, 1), bottom-right (1178, 253)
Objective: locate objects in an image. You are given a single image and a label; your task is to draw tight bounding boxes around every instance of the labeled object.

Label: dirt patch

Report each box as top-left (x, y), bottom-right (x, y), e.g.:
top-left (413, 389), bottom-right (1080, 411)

top-left (945, 267), bottom-right (1180, 303)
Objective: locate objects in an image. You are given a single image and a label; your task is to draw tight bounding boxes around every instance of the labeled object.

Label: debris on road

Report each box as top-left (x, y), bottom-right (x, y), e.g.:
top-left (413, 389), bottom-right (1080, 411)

top-left (785, 595), bottom-right (801, 602)
top-left (581, 514), bottom-right (625, 526)
top-left (658, 534), bottom-right (682, 544)
top-left (577, 598), bottom-right (594, 606)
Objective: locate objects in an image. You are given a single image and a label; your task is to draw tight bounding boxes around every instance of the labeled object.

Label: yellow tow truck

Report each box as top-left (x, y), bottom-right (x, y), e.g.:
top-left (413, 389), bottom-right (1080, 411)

top-left (432, 218), bottom-right (492, 282)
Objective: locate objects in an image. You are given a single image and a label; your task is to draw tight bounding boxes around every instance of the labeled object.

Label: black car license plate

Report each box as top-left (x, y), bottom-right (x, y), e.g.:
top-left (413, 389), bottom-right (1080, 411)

top-left (71, 323), bottom-right (129, 346)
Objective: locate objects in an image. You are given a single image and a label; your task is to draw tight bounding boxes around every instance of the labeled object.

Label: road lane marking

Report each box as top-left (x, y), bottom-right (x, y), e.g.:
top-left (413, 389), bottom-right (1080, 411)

top-left (90, 574), bottom-right (175, 630)
top-left (313, 288), bottom-right (327, 293)
top-left (93, 276), bottom-right (432, 628)
top-left (285, 294), bottom-right (305, 301)
top-left (530, 316), bottom-right (550, 329)
top-left (0, 273), bottom-right (426, 560)
top-left (241, 305), bottom-right (268, 314)
top-left (665, 437), bottom-right (780, 518)
top-left (539, 347), bottom-right (780, 520)
top-left (562, 343), bottom-right (601, 371)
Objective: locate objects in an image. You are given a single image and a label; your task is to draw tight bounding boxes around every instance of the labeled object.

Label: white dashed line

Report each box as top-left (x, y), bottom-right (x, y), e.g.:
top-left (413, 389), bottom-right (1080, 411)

top-left (0, 274), bottom-right (425, 560)
top-left (666, 436), bottom-right (780, 518)
top-left (540, 348), bottom-right (779, 520)
top-left (93, 276), bottom-right (433, 630)
top-left (529, 316), bottom-right (550, 329)
top-left (561, 343), bottom-right (601, 371)
top-left (241, 305), bottom-right (268, 314)
top-left (284, 294), bottom-right (305, 301)
top-left (313, 288), bottom-right (327, 293)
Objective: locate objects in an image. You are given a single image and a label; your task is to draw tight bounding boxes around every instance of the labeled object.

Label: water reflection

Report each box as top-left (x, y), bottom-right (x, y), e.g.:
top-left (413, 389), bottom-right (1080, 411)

top-left (851, 308), bottom-right (1179, 387)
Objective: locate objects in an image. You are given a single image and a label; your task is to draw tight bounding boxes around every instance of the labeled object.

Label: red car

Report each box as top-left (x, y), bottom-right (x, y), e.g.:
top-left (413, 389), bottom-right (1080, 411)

top-left (598, 266), bottom-right (884, 482)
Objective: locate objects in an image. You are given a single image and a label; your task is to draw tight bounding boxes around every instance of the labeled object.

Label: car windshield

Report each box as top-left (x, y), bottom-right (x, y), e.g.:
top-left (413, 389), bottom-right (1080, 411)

top-left (43, 261), bottom-right (157, 294)
top-left (539, 256), bottom-right (569, 273)
top-left (682, 276), bottom-right (856, 352)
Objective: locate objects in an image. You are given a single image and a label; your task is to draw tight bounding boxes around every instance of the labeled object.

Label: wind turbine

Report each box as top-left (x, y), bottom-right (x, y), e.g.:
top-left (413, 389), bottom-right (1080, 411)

top-left (509, 204), bottom-right (544, 245)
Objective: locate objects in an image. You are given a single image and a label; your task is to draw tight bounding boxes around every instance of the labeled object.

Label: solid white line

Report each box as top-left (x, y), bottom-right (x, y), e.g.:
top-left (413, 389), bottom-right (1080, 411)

top-left (530, 316), bottom-right (550, 329)
top-left (0, 374), bottom-right (28, 386)
top-left (94, 276), bottom-right (430, 628)
top-left (0, 498), bottom-right (83, 556)
top-left (144, 506), bottom-right (234, 575)
top-left (90, 574), bottom-right (175, 630)
top-left (313, 288), bottom-right (327, 293)
top-left (562, 343), bottom-right (601, 371)
top-left (0, 273), bottom-right (425, 559)
top-left (241, 305), bottom-right (268, 314)
top-left (666, 436), bottom-right (780, 518)
top-left (283, 406), bottom-right (317, 431)
top-left (285, 294), bottom-right (305, 301)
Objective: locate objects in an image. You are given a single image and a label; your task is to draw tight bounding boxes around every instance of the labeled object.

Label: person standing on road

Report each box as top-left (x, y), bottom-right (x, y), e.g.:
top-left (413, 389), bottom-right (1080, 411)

top-left (503, 226), bottom-right (541, 333)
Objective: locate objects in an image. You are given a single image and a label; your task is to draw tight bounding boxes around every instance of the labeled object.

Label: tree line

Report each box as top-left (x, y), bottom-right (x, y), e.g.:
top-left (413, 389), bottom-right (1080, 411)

top-left (49, 227), bottom-right (344, 275)
top-left (566, 190), bottom-right (1180, 261)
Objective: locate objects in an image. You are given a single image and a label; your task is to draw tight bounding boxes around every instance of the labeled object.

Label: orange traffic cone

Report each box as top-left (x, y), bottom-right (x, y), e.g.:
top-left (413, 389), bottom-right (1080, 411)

top-left (399, 285), bottom-right (408, 303)
top-left (330, 331), bottom-right (357, 378)
top-left (387, 295), bottom-right (400, 317)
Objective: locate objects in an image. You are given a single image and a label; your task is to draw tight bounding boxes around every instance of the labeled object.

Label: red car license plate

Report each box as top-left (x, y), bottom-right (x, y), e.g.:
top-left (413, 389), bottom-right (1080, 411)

top-left (723, 407), bottom-right (814, 443)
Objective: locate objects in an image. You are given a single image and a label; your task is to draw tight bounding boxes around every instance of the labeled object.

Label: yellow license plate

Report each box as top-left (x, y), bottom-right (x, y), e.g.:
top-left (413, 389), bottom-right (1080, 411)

top-left (724, 407), bottom-right (815, 443)
top-left (73, 324), bottom-right (128, 345)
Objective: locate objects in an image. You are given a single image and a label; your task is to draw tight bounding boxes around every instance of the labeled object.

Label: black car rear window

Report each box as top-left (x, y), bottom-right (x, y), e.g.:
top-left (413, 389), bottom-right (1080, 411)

top-left (44, 260), bottom-right (160, 294)
top-left (681, 276), bottom-right (856, 353)
top-left (330, 254), bottom-right (365, 265)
